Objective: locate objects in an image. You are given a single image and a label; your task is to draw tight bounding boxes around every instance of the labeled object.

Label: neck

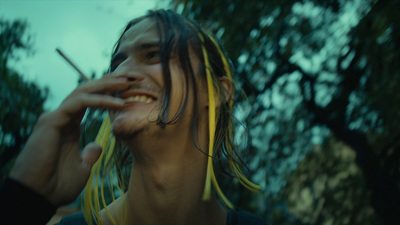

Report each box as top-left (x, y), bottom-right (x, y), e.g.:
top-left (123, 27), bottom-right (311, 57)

top-left (103, 125), bottom-right (226, 225)
top-left (123, 158), bottom-right (226, 225)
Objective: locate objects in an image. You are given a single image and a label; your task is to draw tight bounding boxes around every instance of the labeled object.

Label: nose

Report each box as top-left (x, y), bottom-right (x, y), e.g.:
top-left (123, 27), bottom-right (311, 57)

top-left (110, 58), bottom-right (144, 82)
top-left (127, 76), bottom-right (137, 82)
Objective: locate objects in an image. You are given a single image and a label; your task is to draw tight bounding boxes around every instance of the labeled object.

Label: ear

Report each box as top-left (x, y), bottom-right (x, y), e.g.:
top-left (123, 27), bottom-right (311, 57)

top-left (219, 76), bottom-right (233, 105)
top-left (203, 76), bottom-right (233, 108)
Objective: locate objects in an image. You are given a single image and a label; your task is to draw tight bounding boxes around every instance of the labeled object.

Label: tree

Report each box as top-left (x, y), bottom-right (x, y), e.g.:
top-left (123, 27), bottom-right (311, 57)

top-left (171, 0), bottom-right (400, 224)
top-left (284, 137), bottom-right (382, 225)
top-left (0, 19), bottom-right (48, 182)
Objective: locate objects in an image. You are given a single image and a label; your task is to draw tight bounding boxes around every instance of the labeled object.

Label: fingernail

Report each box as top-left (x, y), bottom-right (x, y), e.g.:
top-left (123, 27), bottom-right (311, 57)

top-left (82, 162), bottom-right (92, 169)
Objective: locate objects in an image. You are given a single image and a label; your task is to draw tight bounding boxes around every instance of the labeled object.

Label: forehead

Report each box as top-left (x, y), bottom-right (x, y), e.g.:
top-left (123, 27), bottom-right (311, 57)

top-left (119, 18), bottom-right (160, 48)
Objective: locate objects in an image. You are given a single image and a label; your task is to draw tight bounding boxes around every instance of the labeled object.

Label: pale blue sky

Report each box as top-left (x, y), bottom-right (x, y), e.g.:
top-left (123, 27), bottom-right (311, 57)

top-left (1, 0), bottom-right (168, 110)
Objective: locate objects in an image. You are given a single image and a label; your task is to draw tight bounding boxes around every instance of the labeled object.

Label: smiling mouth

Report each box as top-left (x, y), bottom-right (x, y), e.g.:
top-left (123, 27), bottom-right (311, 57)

top-left (124, 95), bottom-right (155, 104)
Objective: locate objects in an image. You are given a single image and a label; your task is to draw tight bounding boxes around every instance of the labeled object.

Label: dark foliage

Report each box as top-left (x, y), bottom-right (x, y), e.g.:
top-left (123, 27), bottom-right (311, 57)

top-left (0, 19), bottom-right (48, 182)
top-left (171, 0), bottom-right (400, 224)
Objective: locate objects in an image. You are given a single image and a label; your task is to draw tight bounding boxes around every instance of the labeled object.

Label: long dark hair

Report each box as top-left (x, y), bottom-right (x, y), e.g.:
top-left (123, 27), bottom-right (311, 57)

top-left (111, 9), bottom-right (238, 172)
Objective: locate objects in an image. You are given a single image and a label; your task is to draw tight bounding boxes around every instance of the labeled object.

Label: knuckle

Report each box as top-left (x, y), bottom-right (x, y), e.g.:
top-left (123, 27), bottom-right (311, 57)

top-left (37, 111), bottom-right (53, 123)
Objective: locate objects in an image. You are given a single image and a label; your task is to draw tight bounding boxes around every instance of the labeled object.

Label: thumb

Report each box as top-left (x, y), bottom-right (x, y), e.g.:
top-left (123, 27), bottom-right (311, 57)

top-left (81, 142), bottom-right (102, 169)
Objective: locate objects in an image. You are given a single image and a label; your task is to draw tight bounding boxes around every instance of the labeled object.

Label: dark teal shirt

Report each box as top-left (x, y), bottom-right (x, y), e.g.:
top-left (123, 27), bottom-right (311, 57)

top-left (58, 210), bottom-right (267, 225)
top-left (0, 178), bottom-right (266, 225)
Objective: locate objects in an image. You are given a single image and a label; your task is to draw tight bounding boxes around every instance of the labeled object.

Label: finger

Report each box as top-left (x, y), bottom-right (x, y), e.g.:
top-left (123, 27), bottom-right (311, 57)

top-left (59, 94), bottom-right (125, 116)
top-left (73, 76), bottom-right (133, 95)
top-left (81, 142), bottom-right (102, 169)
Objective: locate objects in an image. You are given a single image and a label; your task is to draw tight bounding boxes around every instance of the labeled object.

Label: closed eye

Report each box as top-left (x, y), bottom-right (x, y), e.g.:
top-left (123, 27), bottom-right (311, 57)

top-left (147, 51), bottom-right (160, 58)
top-left (146, 50), bottom-right (161, 63)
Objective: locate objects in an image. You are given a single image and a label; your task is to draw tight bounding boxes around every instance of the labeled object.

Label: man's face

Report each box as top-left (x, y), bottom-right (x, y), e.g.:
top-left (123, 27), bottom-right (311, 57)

top-left (109, 18), bottom-right (207, 143)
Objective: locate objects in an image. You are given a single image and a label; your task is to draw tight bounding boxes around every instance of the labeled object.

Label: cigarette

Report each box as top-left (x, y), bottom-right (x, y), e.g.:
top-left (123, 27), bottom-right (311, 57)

top-left (56, 48), bottom-right (89, 81)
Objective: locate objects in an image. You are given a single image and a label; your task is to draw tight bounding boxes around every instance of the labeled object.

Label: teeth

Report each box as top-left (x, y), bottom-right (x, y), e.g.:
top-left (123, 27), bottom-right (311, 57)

top-left (139, 96), bottom-right (146, 102)
top-left (124, 95), bottom-right (154, 103)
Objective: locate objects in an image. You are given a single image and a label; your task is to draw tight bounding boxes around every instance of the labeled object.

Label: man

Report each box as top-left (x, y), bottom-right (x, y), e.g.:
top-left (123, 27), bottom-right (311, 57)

top-left (0, 10), bottom-right (266, 225)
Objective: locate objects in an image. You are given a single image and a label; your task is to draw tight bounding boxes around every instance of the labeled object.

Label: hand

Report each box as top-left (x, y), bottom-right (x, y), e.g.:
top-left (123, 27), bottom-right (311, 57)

top-left (9, 75), bottom-right (131, 206)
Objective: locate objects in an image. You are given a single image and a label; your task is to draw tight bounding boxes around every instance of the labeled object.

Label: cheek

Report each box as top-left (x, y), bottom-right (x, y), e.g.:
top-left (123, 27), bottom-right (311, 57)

top-left (146, 64), bottom-right (164, 86)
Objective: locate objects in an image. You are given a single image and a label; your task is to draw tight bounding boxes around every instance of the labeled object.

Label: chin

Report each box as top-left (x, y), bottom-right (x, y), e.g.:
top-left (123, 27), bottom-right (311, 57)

top-left (112, 116), bottom-right (154, 142)
top-left (112, 119), bottom-right (135, 137)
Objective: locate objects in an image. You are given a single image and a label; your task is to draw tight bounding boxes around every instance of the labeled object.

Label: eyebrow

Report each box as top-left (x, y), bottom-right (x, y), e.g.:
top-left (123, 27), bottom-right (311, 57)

top-left (136, 42), bottom-right (160, 50)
